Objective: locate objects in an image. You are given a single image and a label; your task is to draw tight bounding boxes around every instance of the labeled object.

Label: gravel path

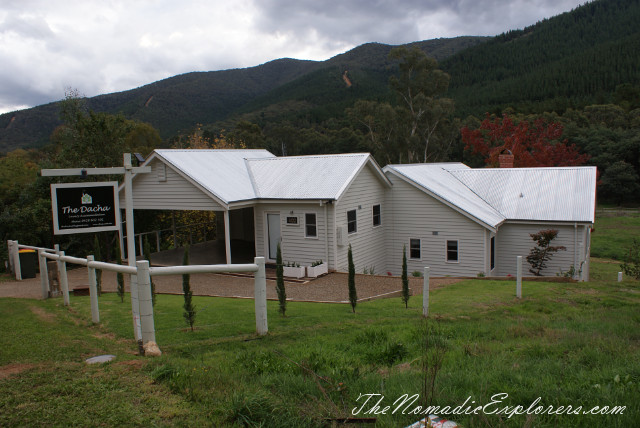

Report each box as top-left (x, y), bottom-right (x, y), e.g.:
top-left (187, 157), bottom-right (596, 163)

top-left (0, 269), bottom-right (462, 303)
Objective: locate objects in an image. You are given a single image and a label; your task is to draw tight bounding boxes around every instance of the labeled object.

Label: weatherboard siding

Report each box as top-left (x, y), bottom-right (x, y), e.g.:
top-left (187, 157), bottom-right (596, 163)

top-left (384, 173), bottom-right (487, 277)
top-left (254, 203), bottom-right (332, 267)
top-left (335, 165), bottom-right (389, 274)
top-left (496, 223), bottom-right (586, 277)
top-left (121, 158), bottom-right (225, 211)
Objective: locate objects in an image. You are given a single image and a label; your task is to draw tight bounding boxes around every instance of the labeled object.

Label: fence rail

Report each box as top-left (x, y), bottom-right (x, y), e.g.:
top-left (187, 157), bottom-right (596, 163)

top-left (8, 239), bottom-right (268, 354)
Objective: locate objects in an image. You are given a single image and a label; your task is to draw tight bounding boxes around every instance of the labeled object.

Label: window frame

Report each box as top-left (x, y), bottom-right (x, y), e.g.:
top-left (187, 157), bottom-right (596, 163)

top-left (446, 240), bottom-right (459, 263)
top-left (305, 213), bottom-right (317, 239)
top-left (347, 209), bottom-right (357, 234)
top-left (409, 238), bottom-right (421, 260)
top-left (372, 204), bottom-right (382, 227)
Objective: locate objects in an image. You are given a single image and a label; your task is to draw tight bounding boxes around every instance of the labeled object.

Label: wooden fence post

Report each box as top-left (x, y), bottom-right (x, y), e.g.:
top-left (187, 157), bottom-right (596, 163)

top-left (423, 267), bottom-right (430, 317)
top-left (254, 257), bottom-right (268, 335)
top-left (58, 250), bottom-right (70, 306)
top-left (87, 255), bottom-right (100, 323)
top-left (516, 256), bottom-right (522, 299)
top-left (38, 249), bottom-right (49, 300)
top-left (137, 260), bottom-right (156, 344)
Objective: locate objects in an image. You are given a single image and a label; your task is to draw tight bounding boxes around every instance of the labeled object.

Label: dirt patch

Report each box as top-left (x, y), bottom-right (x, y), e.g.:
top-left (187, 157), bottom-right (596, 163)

top-left (29, 306), bottom-right (56, 323)
top-left (114, 360), bottom-right (146, 370)
top-left (0, 363), bottom-right (38, 379)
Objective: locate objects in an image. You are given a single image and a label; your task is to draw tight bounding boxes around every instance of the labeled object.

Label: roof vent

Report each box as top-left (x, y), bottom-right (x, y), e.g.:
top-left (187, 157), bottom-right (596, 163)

top-left (498, 149), bottom-right (514, 168)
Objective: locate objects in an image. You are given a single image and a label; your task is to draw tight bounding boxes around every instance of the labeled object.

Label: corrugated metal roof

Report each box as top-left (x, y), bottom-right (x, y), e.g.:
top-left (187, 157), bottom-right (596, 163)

top-left (154, 149), bottom-right (276, 204)
top-left (384, 163), bottom-right (506, 229)
top-left (448, 167), bottom-right (597, 223)
top-left (247, 153), bottom-right (384, 200)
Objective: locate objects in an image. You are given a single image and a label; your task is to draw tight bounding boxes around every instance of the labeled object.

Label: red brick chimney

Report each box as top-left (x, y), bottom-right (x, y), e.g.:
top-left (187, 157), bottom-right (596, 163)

top-left (499, 149), bottom-right (514, 168)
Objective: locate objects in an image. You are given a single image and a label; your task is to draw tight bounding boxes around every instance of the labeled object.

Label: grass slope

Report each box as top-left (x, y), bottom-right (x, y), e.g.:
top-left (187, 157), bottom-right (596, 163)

top-left (1, 258), bottom-right (638, 427)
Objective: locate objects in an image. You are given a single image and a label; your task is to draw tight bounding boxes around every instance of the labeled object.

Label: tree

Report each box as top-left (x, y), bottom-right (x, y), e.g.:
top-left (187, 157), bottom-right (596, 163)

top-left (182, 245), bottom-right (196, 331)
top-left (275, 242), bottom-right (286, 316)
top-left (599, 161), bottom-right (640, 205)
top-left (348, 244), bottom-right (357, 313)
top-left (93, 235), bottom-right (102, 296)
top-left (115, 244), bottom-right (125, 303)
top-left (389, 46), bottom-right (455, 163)
top-left (53, 90), bottom-right (160, 168)
top-left (402, 245), bottom-right (410, 308)
top-left (462, 114), bottom-right (590, 167)
top-left (143, 237), bottom-right (156, 307)
top-left (526, 230), bottom-right (566, 276)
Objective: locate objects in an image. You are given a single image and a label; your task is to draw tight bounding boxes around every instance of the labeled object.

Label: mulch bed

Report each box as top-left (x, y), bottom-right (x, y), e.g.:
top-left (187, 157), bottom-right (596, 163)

top-left (1, 269), bottom-right (463, 303)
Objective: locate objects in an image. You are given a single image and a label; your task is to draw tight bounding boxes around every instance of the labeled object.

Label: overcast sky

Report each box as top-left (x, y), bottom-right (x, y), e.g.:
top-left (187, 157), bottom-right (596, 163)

top-left (0, 0), bottom-right (587, 114)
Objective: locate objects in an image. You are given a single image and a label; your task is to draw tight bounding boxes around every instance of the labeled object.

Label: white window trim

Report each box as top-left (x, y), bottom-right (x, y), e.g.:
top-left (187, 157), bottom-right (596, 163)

top-left (304, 212), bottom-right (318, 239)
top-left (446, 239), bottom-right (459, 263)
top-left (347, 209), bottom-right (357, 235)
top-left (372, 203), bottom-right (382, 228)
top-left (409, 238), bottom-right (422, 260)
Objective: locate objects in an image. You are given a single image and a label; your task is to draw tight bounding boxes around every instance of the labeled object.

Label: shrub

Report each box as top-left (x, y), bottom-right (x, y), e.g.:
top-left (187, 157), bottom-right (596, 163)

top-left (348, 244), bottom-right (357, 313)
top-left (276, 242), bottom-right (286, 316)
top-left (621, 238), bottom-right (640, 279)
top-left (115, 245), bottom-right (125, 303)
top-left (402, 245), bottom-right (410, 308)
top-left (182, 245), bottom-right (196, 331)
top-left (93, 235), bottom-right (102, 296)
top-left (526, 229), bottom-right (566, 276)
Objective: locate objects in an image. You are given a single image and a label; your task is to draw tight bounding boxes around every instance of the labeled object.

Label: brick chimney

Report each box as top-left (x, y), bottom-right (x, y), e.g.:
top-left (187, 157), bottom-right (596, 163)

top-left (499, 149), bottom-right (514, 168)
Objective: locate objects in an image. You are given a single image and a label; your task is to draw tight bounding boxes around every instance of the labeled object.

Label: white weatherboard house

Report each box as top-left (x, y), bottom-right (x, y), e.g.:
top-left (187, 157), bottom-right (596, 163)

top-left (122, 149), bottom-right (596, 280)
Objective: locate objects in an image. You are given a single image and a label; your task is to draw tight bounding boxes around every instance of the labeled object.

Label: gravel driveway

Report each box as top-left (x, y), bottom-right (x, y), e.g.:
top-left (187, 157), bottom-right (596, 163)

top-left (0, 268), bottom-right (462, 303)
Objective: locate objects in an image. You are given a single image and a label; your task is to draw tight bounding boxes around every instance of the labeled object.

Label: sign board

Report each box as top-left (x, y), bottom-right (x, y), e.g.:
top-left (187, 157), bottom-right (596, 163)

top-left (51, 182), bottom-right (121, 235)
top-left (286, 216), bottom-right (299, 225)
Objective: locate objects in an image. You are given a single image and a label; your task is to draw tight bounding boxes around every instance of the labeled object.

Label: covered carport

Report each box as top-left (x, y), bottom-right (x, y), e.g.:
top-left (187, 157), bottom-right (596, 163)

top-left (118, 149), bottom-right (275, 265)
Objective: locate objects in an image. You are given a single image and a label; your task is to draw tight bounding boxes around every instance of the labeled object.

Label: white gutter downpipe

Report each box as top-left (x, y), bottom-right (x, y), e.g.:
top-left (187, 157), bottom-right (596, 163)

top-left (323, 201), bottom-right (329, 266)
top-left (224, 210), bottom-right (232, 264)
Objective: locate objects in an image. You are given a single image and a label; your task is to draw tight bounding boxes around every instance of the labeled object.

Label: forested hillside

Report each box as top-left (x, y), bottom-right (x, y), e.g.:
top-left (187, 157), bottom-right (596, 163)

top-left (443, 0), bottom-right (640, 115)
top-left (0, 37), bottom-right (484, 152)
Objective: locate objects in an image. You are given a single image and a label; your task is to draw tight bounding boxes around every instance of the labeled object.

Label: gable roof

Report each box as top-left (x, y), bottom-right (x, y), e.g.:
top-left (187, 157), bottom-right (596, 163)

top-left (384, 163), bottom-right (597, 228)
top-left (151, 149), bottom-right (276, 205)
top-left (136, 150), bottom-right (390, 207)
top-left (247, 153), bottom-right (390, 200)
top-left (448, 166), bottom-right (597, 223)
top-left (384, 163), bottom-right (506, 230)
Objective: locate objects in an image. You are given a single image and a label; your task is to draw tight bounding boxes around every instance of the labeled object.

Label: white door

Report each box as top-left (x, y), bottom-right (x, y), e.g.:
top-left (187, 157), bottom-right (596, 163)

top-left (267, 213), bottom-right (281, 260)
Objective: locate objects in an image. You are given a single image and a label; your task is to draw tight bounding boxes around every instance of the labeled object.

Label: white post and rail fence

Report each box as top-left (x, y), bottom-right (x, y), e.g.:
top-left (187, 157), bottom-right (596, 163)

top-left (7, 240), bottom-right (268, 353)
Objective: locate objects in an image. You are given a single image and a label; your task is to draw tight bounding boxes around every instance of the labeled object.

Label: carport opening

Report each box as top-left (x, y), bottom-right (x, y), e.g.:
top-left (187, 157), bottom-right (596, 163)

top-left (123, 208), bottom-right (255, 266)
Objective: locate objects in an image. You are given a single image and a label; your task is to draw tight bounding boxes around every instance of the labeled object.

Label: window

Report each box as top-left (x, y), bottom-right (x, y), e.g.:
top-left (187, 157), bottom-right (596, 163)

top-left (347, 209), bottom-right (357, 234)
top-left (446, 240), bottom-right (459, 262)
top-left (490, 236), bottom-right (495, 270)
top-left (372, 204), bottom-right (381, 227)
top-left (305, 213), bottom-right (317, 238)
top-left (410, 239), bottom-right (421, 259)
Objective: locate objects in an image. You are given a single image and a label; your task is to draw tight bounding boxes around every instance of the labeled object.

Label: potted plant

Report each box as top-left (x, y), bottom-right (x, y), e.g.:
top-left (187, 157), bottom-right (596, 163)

top-left (283, 261), bottom-right (305, 278)
top-left (306, 260), bottom-right (328, 278)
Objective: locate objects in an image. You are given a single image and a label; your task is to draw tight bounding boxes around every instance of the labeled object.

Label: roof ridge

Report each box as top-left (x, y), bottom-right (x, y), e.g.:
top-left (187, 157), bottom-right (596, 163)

top-left (247, 153), bottom-right (370, 161)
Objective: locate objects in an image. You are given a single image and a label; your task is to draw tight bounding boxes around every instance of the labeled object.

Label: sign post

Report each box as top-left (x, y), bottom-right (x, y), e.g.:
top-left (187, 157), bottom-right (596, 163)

top-left (42, 153), bottom-right (150, 341)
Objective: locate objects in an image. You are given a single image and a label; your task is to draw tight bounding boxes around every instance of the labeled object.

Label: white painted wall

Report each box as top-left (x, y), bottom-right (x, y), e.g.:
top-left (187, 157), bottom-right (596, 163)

top-left (384, 173), bottom-right (488, 277)
top-left (496, 222), bottom-right (588, 277)
top-left (335, 165), bottom-right (388, 274)
top-left (254, 202), bottom-right (332, 267)
top-left (121, 158), bottom-right (224, 211)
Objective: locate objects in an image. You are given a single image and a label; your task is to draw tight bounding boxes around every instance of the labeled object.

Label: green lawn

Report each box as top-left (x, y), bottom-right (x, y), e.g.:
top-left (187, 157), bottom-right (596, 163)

top-left (1, 259), bottom-right (638, 427)
top-left (591, 212), bottom-right (640, 261)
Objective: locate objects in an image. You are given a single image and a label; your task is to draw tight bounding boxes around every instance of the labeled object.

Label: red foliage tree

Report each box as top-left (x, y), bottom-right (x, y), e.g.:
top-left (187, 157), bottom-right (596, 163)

top-left (461, 114), bottom-right (590, 167)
